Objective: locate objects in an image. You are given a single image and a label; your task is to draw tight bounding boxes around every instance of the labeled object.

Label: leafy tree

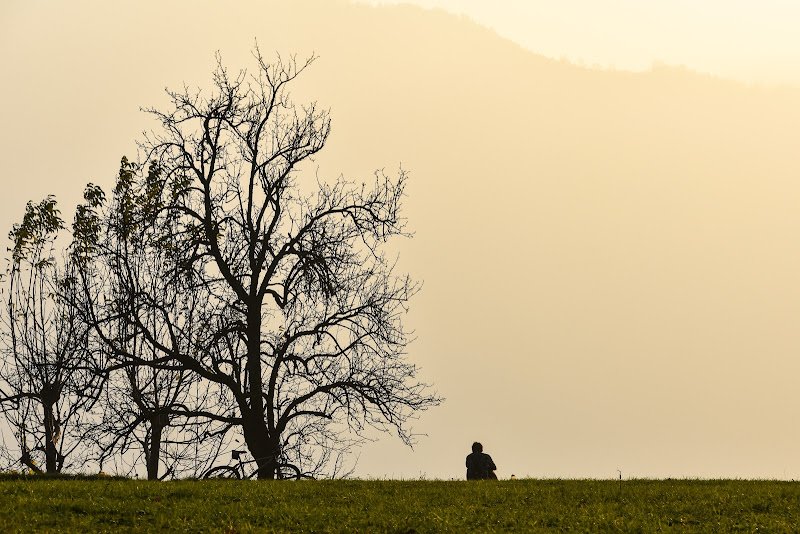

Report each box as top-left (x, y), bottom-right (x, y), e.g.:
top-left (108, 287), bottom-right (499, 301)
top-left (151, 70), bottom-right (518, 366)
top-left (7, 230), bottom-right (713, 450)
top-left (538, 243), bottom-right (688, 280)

top-left (74, 164), bottom-right (228, 480)
top-left (75, 51), bottom-right (441, 479)
top-left (0, 197), bottom-right (103, 473)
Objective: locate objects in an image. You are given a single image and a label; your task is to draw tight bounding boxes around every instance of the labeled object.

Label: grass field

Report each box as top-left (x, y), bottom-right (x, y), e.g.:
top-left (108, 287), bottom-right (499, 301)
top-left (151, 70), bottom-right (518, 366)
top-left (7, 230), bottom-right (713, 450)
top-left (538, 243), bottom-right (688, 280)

top-left (0, 475), bottom-right (798, 532)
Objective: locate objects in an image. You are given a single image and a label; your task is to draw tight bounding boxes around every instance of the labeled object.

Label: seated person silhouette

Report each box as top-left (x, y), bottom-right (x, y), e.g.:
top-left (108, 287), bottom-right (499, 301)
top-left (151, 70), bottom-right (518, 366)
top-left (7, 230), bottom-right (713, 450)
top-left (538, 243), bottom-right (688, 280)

top-left (466, 441), bottom-right (497, 480)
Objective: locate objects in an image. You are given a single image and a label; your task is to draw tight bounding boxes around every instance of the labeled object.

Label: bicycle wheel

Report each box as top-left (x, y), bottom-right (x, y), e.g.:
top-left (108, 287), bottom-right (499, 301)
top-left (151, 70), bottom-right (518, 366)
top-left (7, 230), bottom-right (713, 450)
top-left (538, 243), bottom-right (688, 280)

top-left (276, 463), bottom-right (302, 480)
top-left (203, 466), bottom-right (241, 479)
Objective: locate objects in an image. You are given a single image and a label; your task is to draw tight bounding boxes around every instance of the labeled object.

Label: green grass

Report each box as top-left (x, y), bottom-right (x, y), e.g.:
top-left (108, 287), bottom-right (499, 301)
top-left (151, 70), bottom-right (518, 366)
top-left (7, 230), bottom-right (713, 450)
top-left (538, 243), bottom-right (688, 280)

top-left (0, 475), bottom-right (798, 532)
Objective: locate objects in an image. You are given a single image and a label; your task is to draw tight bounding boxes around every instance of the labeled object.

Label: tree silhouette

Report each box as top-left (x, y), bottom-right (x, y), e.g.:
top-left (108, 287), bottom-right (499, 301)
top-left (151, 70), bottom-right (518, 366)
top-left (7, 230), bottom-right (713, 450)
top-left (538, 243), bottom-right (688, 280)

top-left (75, 50), bottom-right (441, 478)
top-left (74, 165), bottom-right (229, 479)
top-left (0, 197), bottom-right (103, 473)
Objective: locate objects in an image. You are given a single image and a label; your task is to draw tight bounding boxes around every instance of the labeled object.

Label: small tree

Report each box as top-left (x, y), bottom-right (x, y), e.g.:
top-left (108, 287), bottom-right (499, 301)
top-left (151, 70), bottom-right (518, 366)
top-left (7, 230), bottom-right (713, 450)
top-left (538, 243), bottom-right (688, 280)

top-left (74, 166), bottom-right (228, 480)
top-left (0, 197), bottom-right (103, 473)
top-left (76, 50), bottom-right (441, 479)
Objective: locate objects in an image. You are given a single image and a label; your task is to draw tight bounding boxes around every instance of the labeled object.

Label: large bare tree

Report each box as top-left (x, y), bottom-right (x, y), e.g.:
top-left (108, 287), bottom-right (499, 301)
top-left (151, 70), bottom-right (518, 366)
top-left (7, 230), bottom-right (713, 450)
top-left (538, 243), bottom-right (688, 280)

top-left (76, 50), bottom-right (440, 479)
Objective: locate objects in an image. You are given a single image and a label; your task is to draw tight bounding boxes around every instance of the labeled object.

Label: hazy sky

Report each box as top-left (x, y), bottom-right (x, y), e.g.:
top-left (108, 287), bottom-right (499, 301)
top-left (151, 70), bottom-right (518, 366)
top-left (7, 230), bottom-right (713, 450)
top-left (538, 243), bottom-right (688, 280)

top-left (358, 0), bottom-right (800, 85)
top-left (2, 0), bottom-right (800, 480)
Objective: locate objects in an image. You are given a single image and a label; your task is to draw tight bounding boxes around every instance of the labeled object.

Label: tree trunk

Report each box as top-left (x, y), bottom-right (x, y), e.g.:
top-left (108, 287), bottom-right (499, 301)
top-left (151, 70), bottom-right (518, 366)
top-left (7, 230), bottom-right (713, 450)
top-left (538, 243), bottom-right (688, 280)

top-left (147, 424), bottom-right (163, 480)
top-left (241, 408), bottom-right (278, 480)
top-left (43, 400), bottom-right (59, 473)
top-left (146, 413), bottom-right (168, 480)
top-left (243, 302), bottom-right (278, 479)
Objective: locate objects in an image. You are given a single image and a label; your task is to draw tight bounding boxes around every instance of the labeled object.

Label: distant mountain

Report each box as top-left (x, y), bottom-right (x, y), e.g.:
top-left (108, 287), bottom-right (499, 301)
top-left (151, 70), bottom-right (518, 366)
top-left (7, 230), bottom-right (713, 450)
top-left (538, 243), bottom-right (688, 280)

top-left (266, 1), bottom-right (800, 479)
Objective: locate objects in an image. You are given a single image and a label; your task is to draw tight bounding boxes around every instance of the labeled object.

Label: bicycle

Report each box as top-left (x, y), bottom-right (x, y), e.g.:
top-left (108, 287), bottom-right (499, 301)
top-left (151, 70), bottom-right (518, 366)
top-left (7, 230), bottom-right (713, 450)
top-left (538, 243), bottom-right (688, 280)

top-left (202, 449), bottom-right (305, 480)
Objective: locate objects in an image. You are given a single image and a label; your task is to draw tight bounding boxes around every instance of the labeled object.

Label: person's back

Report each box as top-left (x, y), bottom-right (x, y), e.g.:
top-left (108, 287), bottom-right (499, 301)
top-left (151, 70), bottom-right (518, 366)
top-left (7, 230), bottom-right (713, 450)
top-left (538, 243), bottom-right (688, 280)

top-left (466, 442), bottom-right (497, 480)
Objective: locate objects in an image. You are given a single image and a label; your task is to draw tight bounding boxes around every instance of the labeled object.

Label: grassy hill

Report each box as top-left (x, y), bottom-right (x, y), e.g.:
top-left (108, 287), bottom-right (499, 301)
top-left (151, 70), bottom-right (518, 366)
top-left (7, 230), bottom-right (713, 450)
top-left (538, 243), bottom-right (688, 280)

top-left (1, 476), bottom-right (798, 532)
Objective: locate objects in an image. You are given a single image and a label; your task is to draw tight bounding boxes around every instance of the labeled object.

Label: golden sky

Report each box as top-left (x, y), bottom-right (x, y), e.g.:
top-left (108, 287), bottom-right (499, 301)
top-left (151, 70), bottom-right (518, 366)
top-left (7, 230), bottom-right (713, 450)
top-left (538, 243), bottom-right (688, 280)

top-left (2, 0), bottom-right (800, 479)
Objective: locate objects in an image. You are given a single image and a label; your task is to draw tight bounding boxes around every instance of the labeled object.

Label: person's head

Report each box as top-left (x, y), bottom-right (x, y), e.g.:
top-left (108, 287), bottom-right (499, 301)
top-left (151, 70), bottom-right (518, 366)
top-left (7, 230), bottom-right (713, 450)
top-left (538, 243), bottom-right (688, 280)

top-left (472, 442), bottom-right (483, 453)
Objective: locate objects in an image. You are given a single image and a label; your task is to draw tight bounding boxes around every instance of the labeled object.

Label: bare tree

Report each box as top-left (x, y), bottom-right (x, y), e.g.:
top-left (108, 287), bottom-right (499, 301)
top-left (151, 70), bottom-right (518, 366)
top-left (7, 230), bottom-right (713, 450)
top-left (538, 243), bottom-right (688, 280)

top-left (75, 50), bottom-right (441, 479)
top-left (0, 197), bottom-right (103, 473)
